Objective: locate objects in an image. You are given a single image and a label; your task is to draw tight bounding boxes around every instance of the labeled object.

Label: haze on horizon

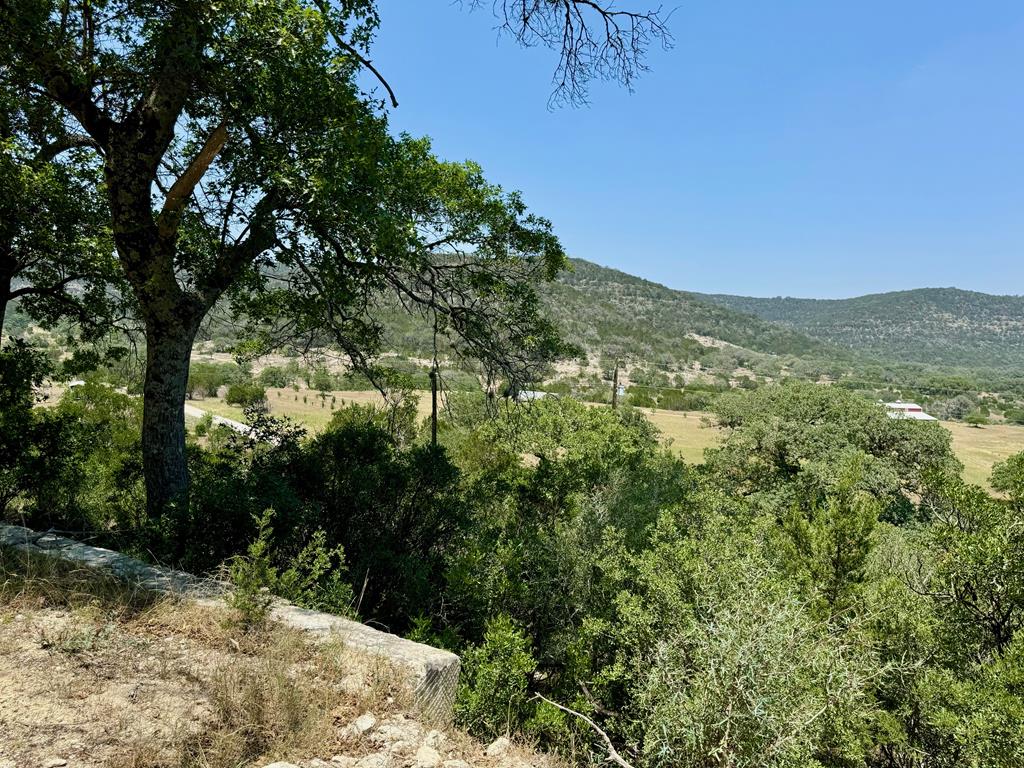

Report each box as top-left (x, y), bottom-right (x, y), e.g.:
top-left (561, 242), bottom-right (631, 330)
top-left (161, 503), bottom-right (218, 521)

top-left (371, 0), bottom-right (1024, 300)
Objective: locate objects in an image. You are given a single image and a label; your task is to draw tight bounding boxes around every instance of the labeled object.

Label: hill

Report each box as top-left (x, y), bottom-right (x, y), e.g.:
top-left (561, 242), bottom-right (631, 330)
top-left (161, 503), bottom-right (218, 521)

top-left (540, 259), bottom-right (831, 363)
top-left (701, 287), bottom-right (1024, 370)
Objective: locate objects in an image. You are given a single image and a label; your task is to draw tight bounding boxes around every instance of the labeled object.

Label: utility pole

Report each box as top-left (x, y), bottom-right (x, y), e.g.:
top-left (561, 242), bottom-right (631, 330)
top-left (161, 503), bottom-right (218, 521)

top-left (429, 366), bottom-right (438, 448)
top-left (611, 361), bottom-right (620, 409)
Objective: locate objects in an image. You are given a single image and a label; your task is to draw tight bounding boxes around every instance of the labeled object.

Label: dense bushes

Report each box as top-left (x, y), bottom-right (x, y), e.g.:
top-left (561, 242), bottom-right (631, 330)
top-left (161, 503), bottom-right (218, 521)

top-left (4, 369), bottom-right (1024, 767)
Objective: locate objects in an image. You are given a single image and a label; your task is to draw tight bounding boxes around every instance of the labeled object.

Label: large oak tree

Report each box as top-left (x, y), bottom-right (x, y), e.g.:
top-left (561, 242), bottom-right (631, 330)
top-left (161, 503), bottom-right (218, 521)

top-left (0, 0), bottom-right (670, 517)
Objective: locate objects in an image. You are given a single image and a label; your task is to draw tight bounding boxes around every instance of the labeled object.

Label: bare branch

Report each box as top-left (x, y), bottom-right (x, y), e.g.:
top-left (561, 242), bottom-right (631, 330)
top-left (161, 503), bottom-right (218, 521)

top-left (157, 122), bottom-right (229, 239)
top-left (479, 0), bottom-right (673, 105)
top-left (531, 693), bottom-right (635, 768)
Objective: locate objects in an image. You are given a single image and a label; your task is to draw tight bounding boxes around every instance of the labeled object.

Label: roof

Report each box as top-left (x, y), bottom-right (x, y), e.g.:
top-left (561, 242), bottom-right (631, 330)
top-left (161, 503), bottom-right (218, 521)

top-left (883, 402), bottom-right (937, 421)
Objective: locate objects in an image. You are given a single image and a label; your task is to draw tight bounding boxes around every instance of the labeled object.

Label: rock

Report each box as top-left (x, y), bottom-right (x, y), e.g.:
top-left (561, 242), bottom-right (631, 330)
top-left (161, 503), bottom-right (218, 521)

top-left (371, 723), bottom-right (420, 747)
top-left (442, 761), bottom-right (472, 768)
top-left (342, 712), bottom-right (377, 738)
top-left (330, 758), bottom-right (359, 767)
top-left (414, 744), bottom-right (441, 768)
top-left (385, 740), bottom-right (416, 755)
top-left (355, 755), bottom-right (391, 768)
top-left (307, 760), bottom-right (336, 768)
top-left (423, 730), bottom-right (447, 749)
top-left (263, 763), bottom-right (301, 768)
top-left (43, 760), bottom-right (68, 768)
top-left (485, 736), bottom-right (512, 757)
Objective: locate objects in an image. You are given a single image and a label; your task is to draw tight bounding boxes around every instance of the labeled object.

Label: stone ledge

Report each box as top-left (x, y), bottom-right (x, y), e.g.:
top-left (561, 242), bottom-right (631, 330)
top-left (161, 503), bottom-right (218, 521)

top-left (0, 523), bottom-right (460, 723)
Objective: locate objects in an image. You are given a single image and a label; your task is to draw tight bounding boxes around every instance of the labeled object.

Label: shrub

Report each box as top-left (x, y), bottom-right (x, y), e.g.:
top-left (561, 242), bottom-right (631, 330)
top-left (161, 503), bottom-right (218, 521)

top-left (456, 615), bottom-right (537, 739)
top-left (225, 382), bottom-right (266, 408)
top-left (257, 366), bottom-right (291, 388)
top-left (227, 509), bottom-right (278, 629)
top-left (194, 412), bottom-right (214, 436)
top-left (187, 361), bottom-right (241, 399)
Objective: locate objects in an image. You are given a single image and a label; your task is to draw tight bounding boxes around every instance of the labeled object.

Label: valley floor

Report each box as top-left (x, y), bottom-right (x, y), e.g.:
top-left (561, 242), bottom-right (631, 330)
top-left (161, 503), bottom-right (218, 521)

top-left (187, 388), bottom-right (1023, 489)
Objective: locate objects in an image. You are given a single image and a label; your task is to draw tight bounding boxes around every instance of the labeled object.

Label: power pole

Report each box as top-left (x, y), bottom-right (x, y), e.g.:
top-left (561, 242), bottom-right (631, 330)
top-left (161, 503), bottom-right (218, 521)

top-left (429, 366), bottom-right (438, 448)
top-left (611, 361), bottom-right (620, 409)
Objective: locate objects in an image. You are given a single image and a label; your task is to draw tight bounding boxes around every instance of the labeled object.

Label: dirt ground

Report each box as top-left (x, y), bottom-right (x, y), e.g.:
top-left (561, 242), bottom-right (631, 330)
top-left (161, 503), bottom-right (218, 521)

top-left (0, 549), bottom-right (556, 768)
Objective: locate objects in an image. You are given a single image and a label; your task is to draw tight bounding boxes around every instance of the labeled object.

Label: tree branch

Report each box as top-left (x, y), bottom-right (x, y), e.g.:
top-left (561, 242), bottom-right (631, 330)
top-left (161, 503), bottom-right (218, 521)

top-left (157, 122), bottom-right (229, 239)
top-left (311, 0), bottom-right (398, 107)
top-left (531, 693), bottom-right (635, 768)
top-left (33, 133), bottom-right (100, 163)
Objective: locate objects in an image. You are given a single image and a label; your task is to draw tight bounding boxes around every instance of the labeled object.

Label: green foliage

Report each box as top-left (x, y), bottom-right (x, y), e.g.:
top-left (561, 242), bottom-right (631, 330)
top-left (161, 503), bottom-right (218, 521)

top-left (187, 362), bottom-right (243, 399)
top-left (707, 287), bottom-right (1024, 370)
top-left (275, 529), bottom-right (354, 616)
top-left (194, 412), bottom-right (214, 437)
top-left (923, 480), bottom-right (1024, 658)
top-left (0, 340), bottom-right (57, 512)
top-left (257, 366), bottom-right (292, 388)
top-left (225, 382), bottom-right (267, 408)
top-left (707, 380), bottom-right (960, 520)
top-left (227, 509), bottom-right (278, 629)
top-left (777, 455), bottom-right (881, 621)
top-left (228, 508), bottom-right (355, 627)
top-left (638, 570), bottom-right (874, 768)
top-left (991, 451), bottom-right (1024, 505)
top-left (455, 615), bottom-right (538, 739)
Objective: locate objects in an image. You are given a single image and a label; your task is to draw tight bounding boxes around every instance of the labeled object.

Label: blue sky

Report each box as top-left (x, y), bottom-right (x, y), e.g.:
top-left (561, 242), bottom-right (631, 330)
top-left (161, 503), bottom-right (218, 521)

top-left (366, 1), bottom-right (1024, 298)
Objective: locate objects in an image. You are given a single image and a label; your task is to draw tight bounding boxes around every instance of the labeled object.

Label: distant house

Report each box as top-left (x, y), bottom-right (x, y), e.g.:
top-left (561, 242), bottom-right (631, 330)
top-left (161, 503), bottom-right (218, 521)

top-left (515, 390), bottom-right (550, 403)
top-left (884, 401), bottom-right (937, 421)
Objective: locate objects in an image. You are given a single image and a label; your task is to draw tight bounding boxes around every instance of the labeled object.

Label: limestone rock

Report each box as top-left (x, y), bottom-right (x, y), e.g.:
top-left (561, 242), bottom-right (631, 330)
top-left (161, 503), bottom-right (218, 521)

top-left (342, 712), bottom-right (377, 738)
top-left (354, 755), bottom-right (391, 768)
top-left (43, 760), bottom-right (69, 768)
top-left (330, 757), bottom-right (359, 767)
top-left (485, 736), bottom-right (512, 757)
top-left (424, 729), bottom-right (447, 749)
top-left (371, 722), bottom-right (421, 747)
top-left (414, 743), bottom-right (441, 768)
top-left (442, 761), bottom-right (472, 768)
top-left (263, 763), bottom-right (300, 768)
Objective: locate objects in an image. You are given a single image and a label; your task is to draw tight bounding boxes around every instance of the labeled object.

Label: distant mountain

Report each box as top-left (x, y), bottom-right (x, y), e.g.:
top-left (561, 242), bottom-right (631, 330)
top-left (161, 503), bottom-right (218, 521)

top-left (701, 287), bottom-right (1024, 369)
top-left (374, 259), bottom-right (832, 368)
top-left (541, 260), bottom-right (830, 362)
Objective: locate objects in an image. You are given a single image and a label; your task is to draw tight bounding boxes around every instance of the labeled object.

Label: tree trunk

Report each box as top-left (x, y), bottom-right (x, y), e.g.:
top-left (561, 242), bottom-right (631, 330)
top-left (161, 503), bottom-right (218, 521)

top-left (142, 313), bottom-right (201, 522)
top-left (0, 250), bottom-right (14, 335)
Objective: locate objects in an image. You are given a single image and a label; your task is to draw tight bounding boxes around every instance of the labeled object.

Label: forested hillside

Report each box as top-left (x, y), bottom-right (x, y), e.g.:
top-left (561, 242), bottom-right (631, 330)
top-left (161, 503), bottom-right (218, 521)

top-left (546, 259), bottom-right (829, 360)
top-left (704, 287), bottom-right (1024, 369)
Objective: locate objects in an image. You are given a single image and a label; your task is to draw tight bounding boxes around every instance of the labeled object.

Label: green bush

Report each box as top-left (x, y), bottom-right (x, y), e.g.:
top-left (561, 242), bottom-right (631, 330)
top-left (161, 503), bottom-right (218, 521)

top-left (187, 361), bottom-right (241, 399)
top-left (225, 382), bottom-right (266, 408)
top-left (456, 615), bottom-right (537, 739)
top-left (257, 366), bottom-right (291, 388)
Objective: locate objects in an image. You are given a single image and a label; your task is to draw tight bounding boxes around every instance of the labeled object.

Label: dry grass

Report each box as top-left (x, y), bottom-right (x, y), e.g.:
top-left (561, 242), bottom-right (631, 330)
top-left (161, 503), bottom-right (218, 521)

top-left (0, 546), bottom-right (404, 768)
top-left (620, 407), bottom-right (1023, 487)
top-left (187, 387), bottom-right (434, 433)
top-left (944, 420), bottom-right (1024, 488)
top-left (641, 408), bottom-right (723, 464)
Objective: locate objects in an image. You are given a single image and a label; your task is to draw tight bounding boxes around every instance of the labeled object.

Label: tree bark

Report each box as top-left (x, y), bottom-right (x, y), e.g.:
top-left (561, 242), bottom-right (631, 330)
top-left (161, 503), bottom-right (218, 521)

top-left (141, 309), bottom-right (202, 524)
top-left (0, 243), bottom-right (15, 334)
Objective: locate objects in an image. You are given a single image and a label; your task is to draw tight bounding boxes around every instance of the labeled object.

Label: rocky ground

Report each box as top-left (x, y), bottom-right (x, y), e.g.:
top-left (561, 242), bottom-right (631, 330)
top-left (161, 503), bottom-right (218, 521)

top-left (0, 548), bottom-right (555, 768)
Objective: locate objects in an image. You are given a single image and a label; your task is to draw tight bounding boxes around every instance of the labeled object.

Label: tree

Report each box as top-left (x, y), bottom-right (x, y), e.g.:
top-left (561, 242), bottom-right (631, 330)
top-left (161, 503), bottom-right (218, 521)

top-left (2, 0), bottom-right (670, 518)
top-left (0, 84), bottom-right (122, 336)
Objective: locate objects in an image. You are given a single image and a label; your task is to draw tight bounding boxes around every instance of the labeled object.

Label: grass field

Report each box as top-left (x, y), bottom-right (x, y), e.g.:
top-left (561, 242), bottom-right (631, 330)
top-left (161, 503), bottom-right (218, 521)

top-left (944, 420), bottom-right (1024, 487)
top-left (187, 387), bottom-right (434, 432)
top-left (642, 407), bottom-right (1023, 488)
top-left (187, 390), bottom-right (1022, 488)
